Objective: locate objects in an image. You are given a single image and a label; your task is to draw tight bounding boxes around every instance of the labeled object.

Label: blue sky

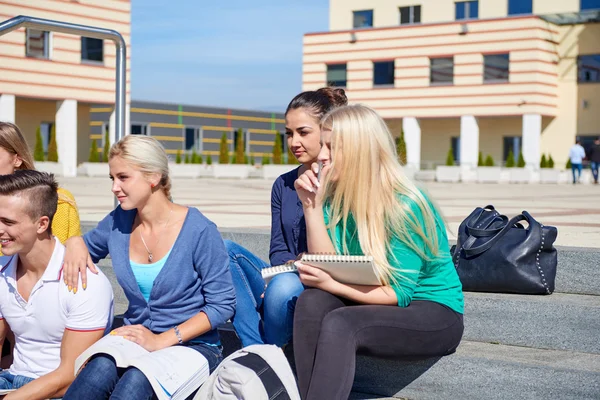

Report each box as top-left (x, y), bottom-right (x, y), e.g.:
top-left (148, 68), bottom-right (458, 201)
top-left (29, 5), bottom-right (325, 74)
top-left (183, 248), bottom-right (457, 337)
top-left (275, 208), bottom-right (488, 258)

top-left (131, 1), bottom-right (329, 112)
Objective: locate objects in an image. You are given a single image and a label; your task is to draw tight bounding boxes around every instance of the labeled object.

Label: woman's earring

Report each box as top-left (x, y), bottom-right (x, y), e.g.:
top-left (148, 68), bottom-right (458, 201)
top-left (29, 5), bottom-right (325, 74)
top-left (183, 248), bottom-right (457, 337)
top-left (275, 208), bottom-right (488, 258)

top-left (151, 183), bottom-right (156, 189)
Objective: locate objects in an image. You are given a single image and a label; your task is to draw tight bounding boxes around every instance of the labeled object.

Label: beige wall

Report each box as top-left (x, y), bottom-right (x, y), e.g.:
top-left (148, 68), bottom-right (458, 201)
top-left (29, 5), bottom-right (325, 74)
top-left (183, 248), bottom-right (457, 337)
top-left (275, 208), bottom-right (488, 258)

top-left (329, 0), bottom-right (583, 31)
top-left (420, 118), bottom-right (460, 167)
top-left (477, 117), bottom-right (521, 163)
top-left (0, 0), bottom-right (131, 104)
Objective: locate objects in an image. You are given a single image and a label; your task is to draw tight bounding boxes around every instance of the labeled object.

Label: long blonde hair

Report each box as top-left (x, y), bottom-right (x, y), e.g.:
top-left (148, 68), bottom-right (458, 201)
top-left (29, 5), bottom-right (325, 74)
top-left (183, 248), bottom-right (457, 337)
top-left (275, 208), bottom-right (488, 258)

top-left (0, 122), bottom-right (36, 171)
top-left (109, 135), bottom-right (172, 199)
top-left (320, 105), bottom-right (442, 287)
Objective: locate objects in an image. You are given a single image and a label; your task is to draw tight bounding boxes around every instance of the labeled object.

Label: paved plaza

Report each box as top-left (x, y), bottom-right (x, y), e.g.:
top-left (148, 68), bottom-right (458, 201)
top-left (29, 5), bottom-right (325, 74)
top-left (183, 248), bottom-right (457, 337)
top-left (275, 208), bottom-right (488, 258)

top-left (58, 176), bottom-right (600, 248)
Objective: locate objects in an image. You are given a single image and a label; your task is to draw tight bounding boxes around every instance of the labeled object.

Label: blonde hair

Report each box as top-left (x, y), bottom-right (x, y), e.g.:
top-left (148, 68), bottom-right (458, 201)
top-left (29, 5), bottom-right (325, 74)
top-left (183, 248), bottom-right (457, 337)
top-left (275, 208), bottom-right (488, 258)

top-left (320, 105), bottom-right (442, 287)
top-left (0, 122), bottom-right (36, 171)
top-left (109, 135), bottom-right (172, 199)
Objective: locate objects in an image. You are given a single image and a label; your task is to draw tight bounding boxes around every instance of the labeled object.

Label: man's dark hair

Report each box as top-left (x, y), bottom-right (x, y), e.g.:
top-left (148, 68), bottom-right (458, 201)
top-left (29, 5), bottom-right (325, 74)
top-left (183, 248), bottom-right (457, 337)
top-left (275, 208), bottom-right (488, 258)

top-left (0, 170), bottom-right (58, 232)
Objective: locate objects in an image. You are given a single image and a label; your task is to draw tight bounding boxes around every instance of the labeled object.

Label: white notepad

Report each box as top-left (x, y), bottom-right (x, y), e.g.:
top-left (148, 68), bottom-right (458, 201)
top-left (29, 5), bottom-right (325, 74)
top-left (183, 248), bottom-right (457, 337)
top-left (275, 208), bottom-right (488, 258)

top-left (262, 254), bottom-right (380, 286)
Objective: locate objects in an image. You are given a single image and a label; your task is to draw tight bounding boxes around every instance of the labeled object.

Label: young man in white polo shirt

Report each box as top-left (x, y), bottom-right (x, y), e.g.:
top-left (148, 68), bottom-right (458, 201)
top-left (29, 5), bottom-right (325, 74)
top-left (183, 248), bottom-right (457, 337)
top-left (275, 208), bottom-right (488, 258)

top-left (0, 170), bottom-right (113, 400)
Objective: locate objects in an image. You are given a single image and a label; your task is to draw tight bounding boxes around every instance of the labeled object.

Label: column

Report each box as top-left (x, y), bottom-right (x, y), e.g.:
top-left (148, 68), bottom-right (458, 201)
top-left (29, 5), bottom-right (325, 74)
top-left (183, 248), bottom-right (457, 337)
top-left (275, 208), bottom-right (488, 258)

top-left (459, 115), bottom-right (479, 169)
top-left (0, 94), bottom-right (16, 123)
top-left (402, 117), bottom-right (421, 170)
top-left (56, 100), bottom-right (78, 177)
top-left (522, 114), bottom-right (541, 170)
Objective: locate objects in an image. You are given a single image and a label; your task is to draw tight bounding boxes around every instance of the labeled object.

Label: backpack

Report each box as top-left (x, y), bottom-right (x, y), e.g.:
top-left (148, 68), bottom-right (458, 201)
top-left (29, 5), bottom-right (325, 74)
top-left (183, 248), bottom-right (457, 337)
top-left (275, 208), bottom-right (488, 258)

top-left (195, 344), bottom-right (301, 400)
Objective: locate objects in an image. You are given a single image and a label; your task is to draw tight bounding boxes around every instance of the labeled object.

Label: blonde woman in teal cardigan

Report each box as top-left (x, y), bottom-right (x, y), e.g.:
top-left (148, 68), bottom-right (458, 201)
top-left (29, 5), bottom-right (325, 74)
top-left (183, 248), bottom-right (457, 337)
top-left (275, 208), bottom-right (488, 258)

top-left (293, 105), bottom-right (464, 400)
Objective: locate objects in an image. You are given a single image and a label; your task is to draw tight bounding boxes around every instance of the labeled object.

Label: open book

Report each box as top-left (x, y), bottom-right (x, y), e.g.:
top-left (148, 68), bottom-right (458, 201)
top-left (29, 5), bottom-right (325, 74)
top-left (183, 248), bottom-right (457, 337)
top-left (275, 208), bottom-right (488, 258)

top-left (0, 389), bottom-right (15, 395)
top-left (262, 254), bottom-right (380, 285)
top-left (74, 335), bottom-right (209, 400)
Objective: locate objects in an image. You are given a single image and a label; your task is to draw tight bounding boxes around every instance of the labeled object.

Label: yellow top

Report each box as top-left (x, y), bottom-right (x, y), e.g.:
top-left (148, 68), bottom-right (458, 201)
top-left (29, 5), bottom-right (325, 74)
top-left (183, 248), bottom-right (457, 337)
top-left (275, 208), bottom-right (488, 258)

top-left (0, 187), bottom-right (81, 256)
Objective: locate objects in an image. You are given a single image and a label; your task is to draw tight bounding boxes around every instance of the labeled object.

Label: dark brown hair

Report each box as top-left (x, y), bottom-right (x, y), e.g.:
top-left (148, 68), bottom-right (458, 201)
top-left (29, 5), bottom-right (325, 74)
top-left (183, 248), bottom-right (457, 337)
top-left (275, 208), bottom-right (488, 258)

top-left (285, 87), bottom-right (348, 121)
top-left (0, 170), bottom-right (58, 231)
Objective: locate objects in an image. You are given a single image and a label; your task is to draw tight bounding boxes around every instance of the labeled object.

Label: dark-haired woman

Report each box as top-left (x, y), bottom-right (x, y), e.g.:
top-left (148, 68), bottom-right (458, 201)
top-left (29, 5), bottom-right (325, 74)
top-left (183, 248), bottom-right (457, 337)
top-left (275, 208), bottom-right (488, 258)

top-left (226, 87), bottom-right (348, 347)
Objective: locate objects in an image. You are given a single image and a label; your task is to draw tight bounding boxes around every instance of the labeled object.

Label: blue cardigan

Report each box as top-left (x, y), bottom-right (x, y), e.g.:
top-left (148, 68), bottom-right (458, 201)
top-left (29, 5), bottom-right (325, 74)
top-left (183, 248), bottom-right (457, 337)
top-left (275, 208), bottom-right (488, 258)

top-left (269, 167), bottom-right (308, 266)
top-left (84, 207), bottom-right (235, 345)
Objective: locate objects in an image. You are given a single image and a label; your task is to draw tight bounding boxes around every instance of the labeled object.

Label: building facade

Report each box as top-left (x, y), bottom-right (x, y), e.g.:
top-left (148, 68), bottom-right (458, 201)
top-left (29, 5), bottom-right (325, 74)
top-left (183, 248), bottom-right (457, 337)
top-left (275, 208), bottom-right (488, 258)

top-left (303, 0), bottom-right (600, 170)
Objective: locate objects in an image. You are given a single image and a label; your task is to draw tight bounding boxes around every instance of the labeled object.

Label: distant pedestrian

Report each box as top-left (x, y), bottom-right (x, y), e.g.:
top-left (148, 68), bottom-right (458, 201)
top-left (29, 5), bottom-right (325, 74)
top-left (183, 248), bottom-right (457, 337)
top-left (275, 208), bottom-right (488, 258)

top-left (569, 139), bottom-right (586, 184)
top-left (589, 137), bottom-right (600, 184)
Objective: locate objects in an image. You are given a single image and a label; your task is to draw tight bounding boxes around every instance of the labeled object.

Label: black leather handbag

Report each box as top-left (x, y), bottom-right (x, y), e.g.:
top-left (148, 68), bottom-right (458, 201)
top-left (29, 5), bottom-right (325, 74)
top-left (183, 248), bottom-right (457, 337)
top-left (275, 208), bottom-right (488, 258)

top-left (450, 205), bottom-right (558, 295)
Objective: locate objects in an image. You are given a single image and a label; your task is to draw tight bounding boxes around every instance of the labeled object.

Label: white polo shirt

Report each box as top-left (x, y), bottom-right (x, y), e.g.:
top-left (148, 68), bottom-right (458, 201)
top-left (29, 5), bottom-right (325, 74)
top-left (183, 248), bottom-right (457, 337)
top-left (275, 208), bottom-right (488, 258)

top-left (0, 238), bottom-right (114, 379)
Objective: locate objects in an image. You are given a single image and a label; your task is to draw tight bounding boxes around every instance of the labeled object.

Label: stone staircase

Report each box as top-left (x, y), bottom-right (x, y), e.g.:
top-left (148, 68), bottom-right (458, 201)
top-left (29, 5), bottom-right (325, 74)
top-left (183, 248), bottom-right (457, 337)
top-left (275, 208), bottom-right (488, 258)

top-left (89, 226), bottom-right (600, 399)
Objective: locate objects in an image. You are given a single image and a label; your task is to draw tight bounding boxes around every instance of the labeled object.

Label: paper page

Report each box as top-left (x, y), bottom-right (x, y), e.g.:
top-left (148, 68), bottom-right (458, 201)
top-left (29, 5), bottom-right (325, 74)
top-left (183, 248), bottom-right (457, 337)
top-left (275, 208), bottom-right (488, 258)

top-left (74, 334), bottom-right (149, 374)
top-left (0, 389), bottom-right (15, 395)
top-left (130, 346), bottom-right (209, 400)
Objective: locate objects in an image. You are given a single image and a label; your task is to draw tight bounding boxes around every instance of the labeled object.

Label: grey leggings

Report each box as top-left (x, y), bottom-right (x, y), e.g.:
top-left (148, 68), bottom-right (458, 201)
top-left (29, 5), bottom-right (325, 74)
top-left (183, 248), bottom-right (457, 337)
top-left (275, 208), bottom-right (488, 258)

top-left (293, 288), bottom-right (464, 400)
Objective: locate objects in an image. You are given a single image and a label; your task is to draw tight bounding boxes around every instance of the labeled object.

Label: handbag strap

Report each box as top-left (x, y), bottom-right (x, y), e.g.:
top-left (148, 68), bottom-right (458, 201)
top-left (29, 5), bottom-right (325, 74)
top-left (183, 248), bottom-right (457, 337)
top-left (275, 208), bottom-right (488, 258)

top-left (466, 215), bottom-right (508, 237)
top-left (232, 353), bottom-right (291, 400)
top-left (463, 213), bottom-right (530, 257)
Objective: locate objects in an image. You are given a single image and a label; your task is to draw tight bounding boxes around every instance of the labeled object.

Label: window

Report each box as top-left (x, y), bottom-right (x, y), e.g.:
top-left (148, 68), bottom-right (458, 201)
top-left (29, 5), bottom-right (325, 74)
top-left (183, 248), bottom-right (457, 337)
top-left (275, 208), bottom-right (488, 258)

top-left (484, 54), bottom-right (510, 82)
top-left (373, 61), bottom-right (395, 86)
top-left (26, 29), bottom-right (50, 59)
top-left (451, 137), bottom-right (461, 163)
top-left (430, 57), bottom-right (454, 85)
top-left (455, 1), bottom-right (479, 20)
top-left (81, 37), bottom-right (103, 63)
top-left (581, 0), bottom-right (600, 11)
top-left (503, 137), bottom-right (521, 162)
top-left (185, 127), bottom-right (198, 150)
top-left (399, 5), bottom-right (421, 25)
top-left (327, 64), bottom-right (347, 87)
top-left (130, 124), bottom-right (148, 135)
top-left (508, 0), bottom-right (532, 15)
top-left (40, 122), bottom-right (53, 154)
top-left (353, 10), bottom-right (373, 28)
top-left (578, 55), bottom-right (600, 82)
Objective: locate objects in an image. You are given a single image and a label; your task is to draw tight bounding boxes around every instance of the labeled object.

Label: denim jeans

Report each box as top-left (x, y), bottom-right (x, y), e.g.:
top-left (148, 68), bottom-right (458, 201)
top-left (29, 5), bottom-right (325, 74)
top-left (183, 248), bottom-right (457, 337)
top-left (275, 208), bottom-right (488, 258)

top-left (571, 163), bottom-right (583, 183)
top-left (0, 369), bottom-right (35, 390)
top-left (591, 161), bottom-right (599, 183)
top-left (224, 240), bottom-right (304, 347)
top-left (63, 342), bottom-right (222, 400)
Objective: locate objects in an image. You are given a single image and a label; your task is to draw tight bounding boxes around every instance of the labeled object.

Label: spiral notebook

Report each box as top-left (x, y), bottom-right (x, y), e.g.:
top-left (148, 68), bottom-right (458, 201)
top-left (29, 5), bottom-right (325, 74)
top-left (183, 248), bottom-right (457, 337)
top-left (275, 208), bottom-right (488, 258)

top-left (262, 254), bottom-right (380, 286)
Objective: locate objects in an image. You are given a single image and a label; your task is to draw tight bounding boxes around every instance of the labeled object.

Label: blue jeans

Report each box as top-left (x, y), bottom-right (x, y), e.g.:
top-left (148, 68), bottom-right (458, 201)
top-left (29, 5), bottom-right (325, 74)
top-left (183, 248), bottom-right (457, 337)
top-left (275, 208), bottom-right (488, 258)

top-left (225, 240), bottom-right (304, 347)
top-left (571, 163), bottom-right (583, 183)
top-left (63, 343), bottom-right (222, 400)
top-left (0, 370), bottom-right (35, 390)
top-left (591, 161), bottom-right (599, 183)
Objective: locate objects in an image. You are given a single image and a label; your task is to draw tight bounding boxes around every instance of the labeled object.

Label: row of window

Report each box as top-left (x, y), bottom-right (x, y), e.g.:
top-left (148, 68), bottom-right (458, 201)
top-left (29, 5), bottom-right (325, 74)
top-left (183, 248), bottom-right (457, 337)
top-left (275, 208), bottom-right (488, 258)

top-left (352, 0), bottom-right (600, 28)
top-left (25, 29), bottom-right (104, 63)
top-left (325, 54), bottom-right (600, 87)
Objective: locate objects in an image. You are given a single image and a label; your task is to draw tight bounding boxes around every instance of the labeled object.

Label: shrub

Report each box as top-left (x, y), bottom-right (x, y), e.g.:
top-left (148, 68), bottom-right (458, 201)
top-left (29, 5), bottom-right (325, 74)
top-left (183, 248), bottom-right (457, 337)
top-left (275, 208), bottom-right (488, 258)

top-left (445, 148), bottom-right (455, 166)
top-left (484, 155), bottom-right (494, 167)
top-left (47, 125), bottom-right (58, 162)
top-left (207, 155), bottom-right (213, 165)
top-left (103, 127), bottom-right (110, 162)
top-left (175, 149), bottom-right (182, 164)
top-left (540, 154), bottom-right (547, 169)
top-left (219, 133), bottom-right (229, 164)
top-left (397, 130), bottom-right (407, 165)
top-left (262, 155), bottom-right (271, 165)
top-left (184, 153), bottom-right (190, 164)
top-left (192, 149), bottom-right (202, 164)
top-left (505, 150), bottom-right (515, 168)
top-left (517, 151), bottom-right (526, 168)
top-left (548, 155), bottom-right (555, 169)
top-left (88, 139), bottom-right (99, 162)
top-left (272, 134), bottom-right (283, 165)
top-left (235, 128), bottom-right (245, 164)
top-left (250, 155), bottom-right (255, 165)
top-left (34, 126), bottom-right (44, 162)
top-left (287, 146), bottom-right (297, 165)
top-left (477, 151), bottom-right (484, 167)
top-left (566, 159), bottom-right (571, 169)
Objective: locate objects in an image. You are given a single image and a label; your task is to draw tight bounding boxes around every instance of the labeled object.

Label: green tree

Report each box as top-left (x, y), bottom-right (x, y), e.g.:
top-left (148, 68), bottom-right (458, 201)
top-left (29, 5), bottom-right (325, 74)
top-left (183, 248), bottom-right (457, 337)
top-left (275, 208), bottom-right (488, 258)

top-left (484, 154), bottom-right (495, 167)
top-left (34, 126), bottom-right (45, 162)
top-left (548, 155), bottom-right (555, 169)
top-left (287, 146), bottom-right (298, 165)
top-left (272, 134), bottom-right (283, 165)
top-left (175, 149), bottom-right (182, 164)
top-left (207, 155), bottom-right (213, 165)
top-left (191, 149), bottom-right (202, 164)
top-left (234, 128), bottom-right (245, 164)
top-left (262, 155), bottom-right (271, 165)
top-left (477, 151), bottom-right (484, 167)
top-left (540, 154), bottom-right (547, 169)
top-left (445, 148), bottom-right (455, 166)
top-left (517, 151), bottom-right (526, 168)
top-left (184, 152), bottom-right (190, 164)
top-left (505, 150), bottom-right (515, 168)
top-left (47, 124), bottom-right (58, 162)
top-left (88, 139), bottom-right (99, 162)
top-left (103, 127), bottom-right (110, 162)
top-left (397, 130), bottom-right (407, 165)
top-left (219, 133), bottom-right (229, 164)
top-left (566, 159), bottom-right (571, 169)
top-left (250, 155), bottom-right (255, 165)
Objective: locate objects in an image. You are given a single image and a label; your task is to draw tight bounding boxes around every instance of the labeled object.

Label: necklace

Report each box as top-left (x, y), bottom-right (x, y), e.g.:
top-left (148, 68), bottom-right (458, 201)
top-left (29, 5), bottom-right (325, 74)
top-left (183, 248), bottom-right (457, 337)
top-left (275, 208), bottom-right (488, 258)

top-left (139, 207), bottom-right (173, 262)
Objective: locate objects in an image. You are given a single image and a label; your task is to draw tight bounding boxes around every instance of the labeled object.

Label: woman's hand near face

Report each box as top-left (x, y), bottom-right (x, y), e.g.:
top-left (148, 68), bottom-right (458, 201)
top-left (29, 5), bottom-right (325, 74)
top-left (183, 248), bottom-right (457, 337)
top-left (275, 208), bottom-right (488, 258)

top-left (294, 162), bottom-right (331, 210)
